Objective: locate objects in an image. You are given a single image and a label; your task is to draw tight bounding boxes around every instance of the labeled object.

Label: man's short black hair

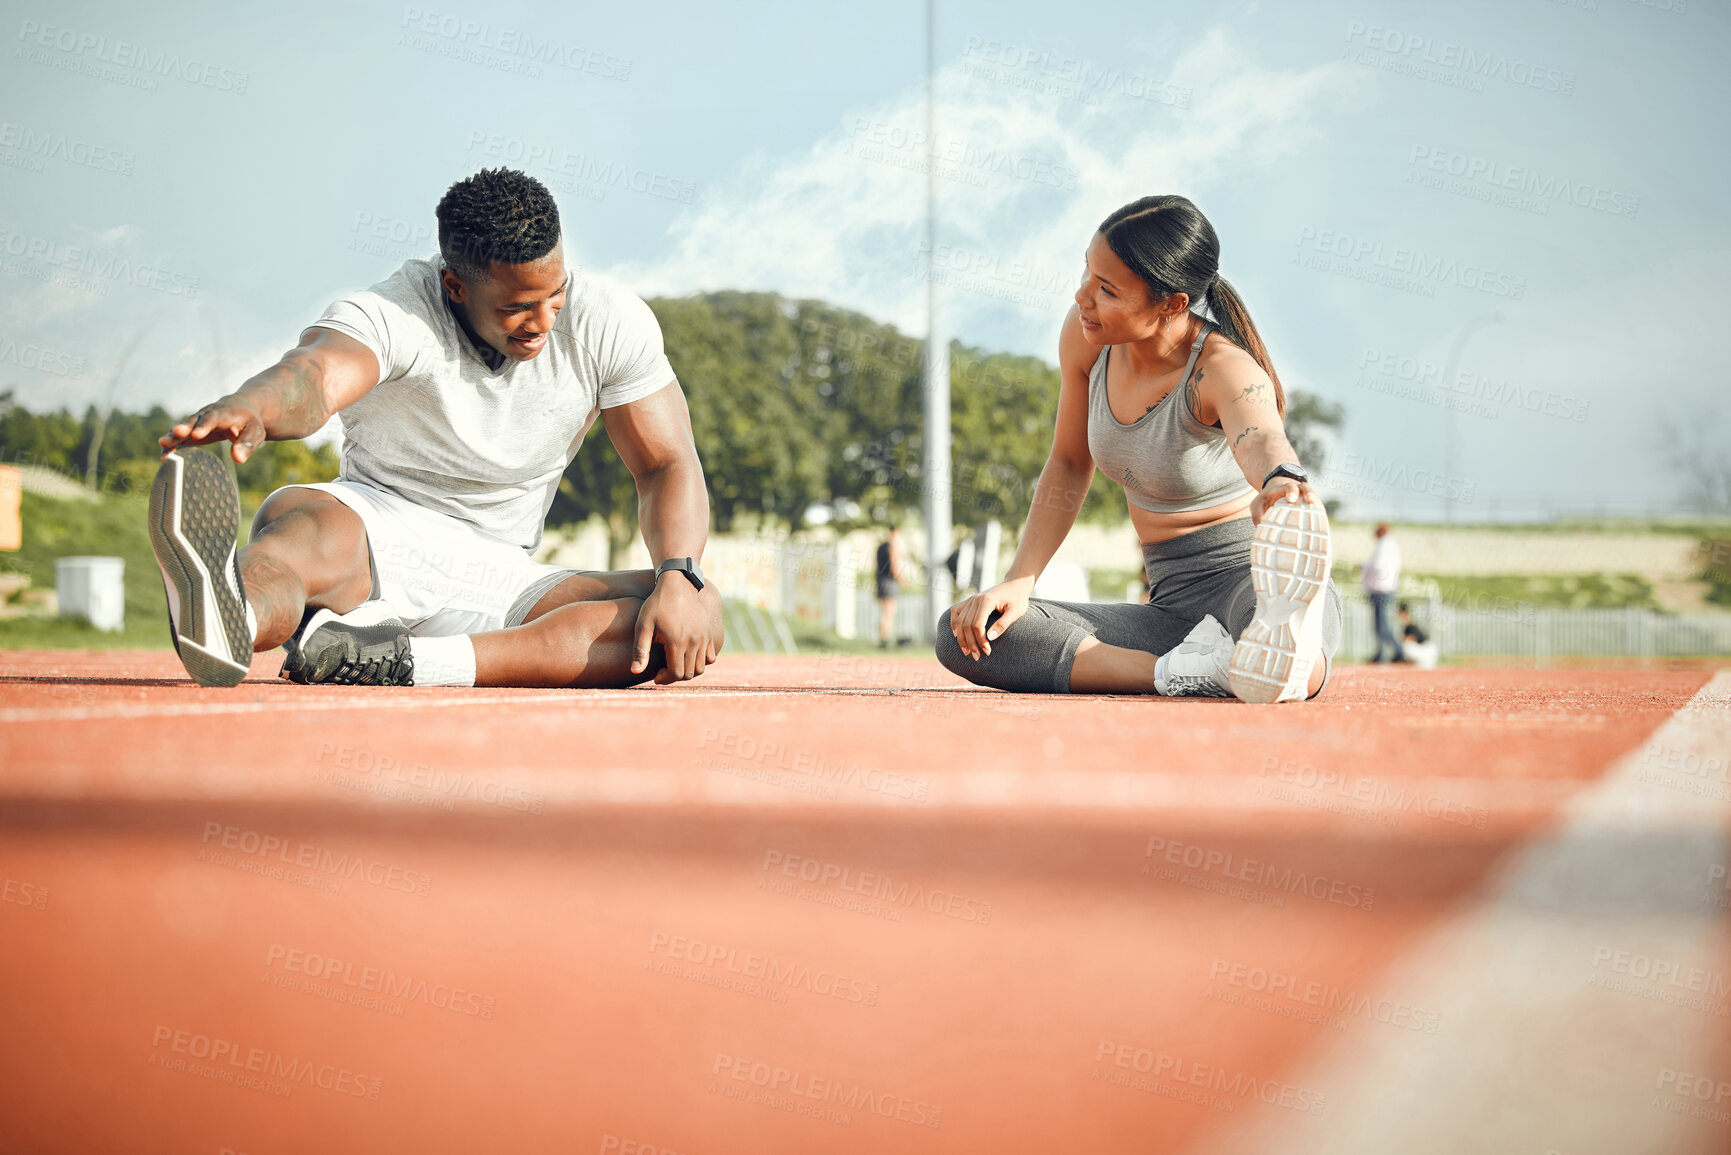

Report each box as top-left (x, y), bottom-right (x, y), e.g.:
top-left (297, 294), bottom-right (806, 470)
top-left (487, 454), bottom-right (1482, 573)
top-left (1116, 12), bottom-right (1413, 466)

top-left (436, 168), bottom-right (561, 283)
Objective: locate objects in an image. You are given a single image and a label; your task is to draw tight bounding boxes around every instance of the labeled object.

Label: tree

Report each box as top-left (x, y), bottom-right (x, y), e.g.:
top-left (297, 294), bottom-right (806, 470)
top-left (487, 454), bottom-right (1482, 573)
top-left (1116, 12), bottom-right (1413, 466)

top-left (547, 421), bottom-right (638, 569)
top-left (1282, 390), bottom-right (1345, 476)
top-left (947, 344), bottom-right (1122, 532)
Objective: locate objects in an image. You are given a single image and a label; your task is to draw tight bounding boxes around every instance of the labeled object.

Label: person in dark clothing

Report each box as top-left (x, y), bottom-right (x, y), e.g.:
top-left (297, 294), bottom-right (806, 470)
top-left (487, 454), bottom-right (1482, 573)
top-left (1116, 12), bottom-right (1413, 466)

top-left (877, 527), bottom-right (912, 647)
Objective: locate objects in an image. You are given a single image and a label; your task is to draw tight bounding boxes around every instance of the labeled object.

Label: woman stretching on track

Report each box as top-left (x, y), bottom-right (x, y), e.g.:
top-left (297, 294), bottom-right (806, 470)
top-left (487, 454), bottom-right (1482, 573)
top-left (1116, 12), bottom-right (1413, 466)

top-left (936, 195), bottom-right (1341, 702)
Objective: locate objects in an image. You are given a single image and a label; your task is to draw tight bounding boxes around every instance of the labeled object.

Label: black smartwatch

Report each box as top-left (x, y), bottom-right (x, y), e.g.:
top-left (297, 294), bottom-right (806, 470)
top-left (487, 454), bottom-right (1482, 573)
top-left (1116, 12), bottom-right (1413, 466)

top-left (655, 557), bottom-right (706, 591)
top-left (1261, 463), bottom-right (1309, 489)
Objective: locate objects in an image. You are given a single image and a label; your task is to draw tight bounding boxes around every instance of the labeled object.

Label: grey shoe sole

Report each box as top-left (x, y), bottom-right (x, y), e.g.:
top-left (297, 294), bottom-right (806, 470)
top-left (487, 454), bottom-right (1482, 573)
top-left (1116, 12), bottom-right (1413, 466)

top-left (149, 451), bottom-right (251, 688)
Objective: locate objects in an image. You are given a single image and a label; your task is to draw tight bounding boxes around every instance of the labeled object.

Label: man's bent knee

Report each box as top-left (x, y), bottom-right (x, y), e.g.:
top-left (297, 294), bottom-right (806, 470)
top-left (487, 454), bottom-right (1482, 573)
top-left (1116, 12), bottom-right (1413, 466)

top-left (248, 488), bottom-right (371, 609)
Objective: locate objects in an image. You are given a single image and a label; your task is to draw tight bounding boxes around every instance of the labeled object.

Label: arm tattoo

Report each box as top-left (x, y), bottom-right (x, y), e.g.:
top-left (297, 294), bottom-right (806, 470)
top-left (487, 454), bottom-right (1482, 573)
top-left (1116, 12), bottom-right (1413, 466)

top-left (1234, 426), bottom-right (1260, 448)
top-left (1235, 381), bottom-right (1269, 405)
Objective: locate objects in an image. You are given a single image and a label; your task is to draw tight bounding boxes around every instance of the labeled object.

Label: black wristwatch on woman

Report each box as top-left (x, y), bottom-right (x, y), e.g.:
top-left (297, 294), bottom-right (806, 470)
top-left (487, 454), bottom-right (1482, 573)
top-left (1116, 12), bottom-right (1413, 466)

top-left (1262, 463), bottom-right (1308, 488)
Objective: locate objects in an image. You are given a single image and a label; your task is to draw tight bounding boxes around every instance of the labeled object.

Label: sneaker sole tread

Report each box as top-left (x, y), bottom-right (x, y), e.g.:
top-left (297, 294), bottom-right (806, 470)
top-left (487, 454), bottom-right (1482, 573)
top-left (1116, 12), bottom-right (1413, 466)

top-left (149, 452), bottom-right (250, 688)
top-left (1229, 500), bottom-right (1331, 704)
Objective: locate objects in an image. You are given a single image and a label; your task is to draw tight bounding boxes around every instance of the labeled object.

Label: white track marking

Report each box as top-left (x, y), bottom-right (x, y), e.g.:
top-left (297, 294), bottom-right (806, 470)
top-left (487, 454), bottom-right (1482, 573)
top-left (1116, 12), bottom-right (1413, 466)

top-left (1198, 672), bottom-right (1731, 1155)
top-left (0, 688), bottom-right (795, 723)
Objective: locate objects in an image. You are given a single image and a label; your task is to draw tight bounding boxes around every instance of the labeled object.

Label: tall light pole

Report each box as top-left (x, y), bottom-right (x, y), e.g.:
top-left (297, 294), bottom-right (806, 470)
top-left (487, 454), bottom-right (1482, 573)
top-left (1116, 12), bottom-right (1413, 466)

top-left (922, 0), bottom-right (951, 632)
top-left (1438, 311), bottom-right (1503, 523)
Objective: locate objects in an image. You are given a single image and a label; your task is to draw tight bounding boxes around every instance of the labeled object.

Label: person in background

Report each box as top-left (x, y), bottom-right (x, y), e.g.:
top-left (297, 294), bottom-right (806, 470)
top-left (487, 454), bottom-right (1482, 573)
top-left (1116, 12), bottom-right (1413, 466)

top-left (1396, 602), bottom-right (1438, 668)
top-left (1362, 523), bottom-right (1403, 663)
top-left (877, 526), bottom-right (913, 648)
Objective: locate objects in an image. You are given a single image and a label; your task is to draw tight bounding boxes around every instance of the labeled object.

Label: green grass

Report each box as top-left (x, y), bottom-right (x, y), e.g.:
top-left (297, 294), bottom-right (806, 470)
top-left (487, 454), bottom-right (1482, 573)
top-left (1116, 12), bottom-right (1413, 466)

top-left (1332, 518), bottom-right (1731, 537)
top-left (1089, 566), bottom-right (1142, 603)
top-left (0, 489), bottom-right (174, 650)
top-left (1416, 572), bottom-right (1661, 611)
top-left (786, 615), bottom-right (901, 656)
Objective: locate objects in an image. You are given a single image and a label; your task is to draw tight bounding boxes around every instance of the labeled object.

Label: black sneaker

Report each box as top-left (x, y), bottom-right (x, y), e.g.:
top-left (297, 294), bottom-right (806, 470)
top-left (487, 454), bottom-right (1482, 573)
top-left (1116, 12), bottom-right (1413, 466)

top-left (149, 450), bottom-right (252, 687)
top-left (280, 604), bottom-right (415, 686)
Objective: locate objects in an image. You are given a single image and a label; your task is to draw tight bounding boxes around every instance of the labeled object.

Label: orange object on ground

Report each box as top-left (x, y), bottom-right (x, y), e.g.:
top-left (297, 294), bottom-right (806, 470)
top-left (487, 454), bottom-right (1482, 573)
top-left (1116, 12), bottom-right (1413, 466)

top-left (0, 465), bottom-right (21, 551)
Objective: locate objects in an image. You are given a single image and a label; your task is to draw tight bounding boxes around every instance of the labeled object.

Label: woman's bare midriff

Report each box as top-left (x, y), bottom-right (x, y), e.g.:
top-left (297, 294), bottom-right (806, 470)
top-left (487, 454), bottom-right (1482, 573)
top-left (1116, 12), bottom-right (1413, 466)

top-left (1127, 490), bottom-right (1256, 545)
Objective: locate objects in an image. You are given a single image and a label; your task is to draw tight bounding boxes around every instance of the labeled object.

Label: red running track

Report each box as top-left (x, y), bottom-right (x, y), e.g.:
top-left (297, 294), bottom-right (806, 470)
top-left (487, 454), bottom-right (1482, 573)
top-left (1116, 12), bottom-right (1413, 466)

top-left (0, 650), bottom-right (1727, 1154)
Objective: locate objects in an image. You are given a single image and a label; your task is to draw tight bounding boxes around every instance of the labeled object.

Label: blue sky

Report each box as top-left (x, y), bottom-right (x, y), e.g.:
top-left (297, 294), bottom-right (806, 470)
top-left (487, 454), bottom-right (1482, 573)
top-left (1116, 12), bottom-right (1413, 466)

top-left (1, 0), bottom-right (1725, 520)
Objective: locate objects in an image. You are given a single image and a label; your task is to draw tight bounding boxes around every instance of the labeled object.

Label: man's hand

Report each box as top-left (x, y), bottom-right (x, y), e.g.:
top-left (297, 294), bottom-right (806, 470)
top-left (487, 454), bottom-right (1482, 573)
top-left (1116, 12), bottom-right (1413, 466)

top-left (1253, 477), bottom-right (1320, 524)
top-left (631, 574), bottom-right (724, 684)
top-left (159, 399), bottom-right (268, 462)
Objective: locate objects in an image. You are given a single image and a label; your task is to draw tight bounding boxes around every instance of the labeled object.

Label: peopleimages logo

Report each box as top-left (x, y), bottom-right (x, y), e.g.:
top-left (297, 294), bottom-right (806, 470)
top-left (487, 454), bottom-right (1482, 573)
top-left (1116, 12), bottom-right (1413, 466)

top-left (1357, 346), bottom-right (1591, 424)
top-left (265, 943), bottom-right (497, 1019)
top-left (0, 220), bottom-right (199, 299)
top-left (648, 931), bottom-right (880, 1006)
top-left (1342, 21), bottom-right (1575, 95)
top-left (759, 849), bottom-right (993, 924)
top-left (1143, 834), bottom-right (1376, 911)
top-left (1407, 145), bottom-right (1638, 219)
top-left (847, 117), bottom-right (1079, 191)
top-left (1093, 1040), bottom-right (1327, 1115)
top-left (1294, 227), bottom-right (1526, 300)
top-left (398, 7), bottom-right (631, 80)
top-left (0, 120), bottom-right (135, 174)
top-left (15, 19), bottom-right (250, 93)
top-left (149, 1025), bottom-right (381, 1100)
top-left (0, 339), bottom-right (84, 379)
top-left (198, 821), bottom-right (433, 897)
top-left (710, 1053), bottom-right (942, 1129)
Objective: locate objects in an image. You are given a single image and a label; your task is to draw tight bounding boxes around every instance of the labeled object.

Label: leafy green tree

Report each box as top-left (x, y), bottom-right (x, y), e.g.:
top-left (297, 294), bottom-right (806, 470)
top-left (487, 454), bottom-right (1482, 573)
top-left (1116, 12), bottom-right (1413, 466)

top-left (1282, 390), bottom-right (1345, 475)
top-left (0, 394), bottom-right (82, 474)
top-left (547, 422), bottom-right (638, 569)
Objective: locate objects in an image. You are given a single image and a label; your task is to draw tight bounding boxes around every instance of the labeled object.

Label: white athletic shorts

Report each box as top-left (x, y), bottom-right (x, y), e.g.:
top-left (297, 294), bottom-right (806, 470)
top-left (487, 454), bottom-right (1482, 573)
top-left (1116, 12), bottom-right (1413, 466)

top-left (276, 480), bottom-right (582, 637)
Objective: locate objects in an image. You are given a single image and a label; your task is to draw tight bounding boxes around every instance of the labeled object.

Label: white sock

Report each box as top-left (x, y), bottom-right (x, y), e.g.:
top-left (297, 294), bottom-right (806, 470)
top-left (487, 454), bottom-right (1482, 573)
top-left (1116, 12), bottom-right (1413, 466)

top-left (245, 601), bottom-right (259, 647)
top-left (1153, 651), bottom-right (1170, 695)
top-left (410, 634), bottom-right (476, 687)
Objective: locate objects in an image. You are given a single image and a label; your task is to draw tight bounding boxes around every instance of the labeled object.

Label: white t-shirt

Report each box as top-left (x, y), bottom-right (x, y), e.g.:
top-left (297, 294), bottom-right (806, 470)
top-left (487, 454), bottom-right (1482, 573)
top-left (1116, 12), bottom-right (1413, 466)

top-left (1361, 536), bottom-right (1402, 595)
top-left (312, 259), bottom-right (673, 552)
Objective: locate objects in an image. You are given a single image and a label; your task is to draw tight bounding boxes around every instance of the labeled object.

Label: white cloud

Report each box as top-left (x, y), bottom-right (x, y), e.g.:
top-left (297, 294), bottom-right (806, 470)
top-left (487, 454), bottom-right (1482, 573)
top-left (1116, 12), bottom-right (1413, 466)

top-left (609, 29), bottom-right (1353, 346)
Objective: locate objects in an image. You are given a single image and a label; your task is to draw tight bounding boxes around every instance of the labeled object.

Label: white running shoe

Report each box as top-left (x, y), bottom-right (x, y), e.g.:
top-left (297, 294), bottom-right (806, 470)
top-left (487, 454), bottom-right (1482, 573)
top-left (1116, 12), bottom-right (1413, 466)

top-left (1155, 614), bottom-right (1236, 698)
top-left (1229, 496), bottom-right (1332, 704)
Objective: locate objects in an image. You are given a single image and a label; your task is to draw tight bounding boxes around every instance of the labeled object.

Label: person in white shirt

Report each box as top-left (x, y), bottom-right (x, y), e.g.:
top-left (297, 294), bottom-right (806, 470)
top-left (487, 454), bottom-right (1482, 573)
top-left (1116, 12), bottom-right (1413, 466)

top-left (1361, 522), bottom-right (1403, 663)
top-left (149, 168), bottom-right (721, 688)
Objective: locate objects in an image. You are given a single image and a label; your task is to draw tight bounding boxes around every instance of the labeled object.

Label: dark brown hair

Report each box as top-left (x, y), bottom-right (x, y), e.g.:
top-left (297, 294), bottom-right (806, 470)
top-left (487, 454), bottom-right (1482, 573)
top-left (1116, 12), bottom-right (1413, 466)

top-left (1098, 195), bottom-right (1284, 415)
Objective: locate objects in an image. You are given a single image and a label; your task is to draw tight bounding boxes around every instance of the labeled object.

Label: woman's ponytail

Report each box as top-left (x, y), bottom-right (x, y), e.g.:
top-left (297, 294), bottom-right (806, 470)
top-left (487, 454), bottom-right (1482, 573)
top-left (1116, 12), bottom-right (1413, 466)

top-left (1205, 277), bottom-right (1284, 417)
top-left (1100, 196), bottom-right (1285, 417)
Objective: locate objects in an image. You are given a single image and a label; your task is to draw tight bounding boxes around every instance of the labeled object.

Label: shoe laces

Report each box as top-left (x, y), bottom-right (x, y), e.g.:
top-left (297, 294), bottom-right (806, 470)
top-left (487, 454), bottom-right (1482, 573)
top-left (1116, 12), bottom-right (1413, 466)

top-left (1166, 673), bottom-right (1233, 698)
top-left (326, 650), bottom-right (413, 686)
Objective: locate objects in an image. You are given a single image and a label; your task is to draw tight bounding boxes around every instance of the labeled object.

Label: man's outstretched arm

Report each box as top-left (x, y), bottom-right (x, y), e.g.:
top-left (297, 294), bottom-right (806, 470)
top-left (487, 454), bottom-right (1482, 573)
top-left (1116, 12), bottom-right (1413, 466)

top-left (158, 327), bottom-right (380, 461)
top-left (601, 381), bottom-right (723, 683)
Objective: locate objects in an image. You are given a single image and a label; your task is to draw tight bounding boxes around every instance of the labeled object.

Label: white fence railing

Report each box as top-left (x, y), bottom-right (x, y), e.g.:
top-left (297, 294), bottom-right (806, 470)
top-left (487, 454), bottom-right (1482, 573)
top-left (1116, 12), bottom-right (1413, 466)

top-left (865, 592), bottom-right (1731, 660)
top-left (1338, 596), bottom-right (1731, 661)
top-left (856, 587), bottom-right (938, 646)
top-left (711, 533), bottom-right (1731, 659)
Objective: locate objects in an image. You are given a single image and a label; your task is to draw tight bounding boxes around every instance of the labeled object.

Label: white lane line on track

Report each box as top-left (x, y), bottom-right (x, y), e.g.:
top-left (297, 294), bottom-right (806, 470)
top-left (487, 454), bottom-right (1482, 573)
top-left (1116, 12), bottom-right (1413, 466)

top-left (1198, 671), bottom-right (1731, 1155)
top-left (0, 688), bottom-right (891, 723)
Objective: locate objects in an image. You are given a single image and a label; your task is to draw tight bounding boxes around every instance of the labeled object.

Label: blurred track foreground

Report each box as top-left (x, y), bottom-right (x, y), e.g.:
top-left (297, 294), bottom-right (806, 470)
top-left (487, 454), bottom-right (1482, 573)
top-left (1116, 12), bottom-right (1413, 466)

top-left (2, 651), bottom-right (1728, 1154)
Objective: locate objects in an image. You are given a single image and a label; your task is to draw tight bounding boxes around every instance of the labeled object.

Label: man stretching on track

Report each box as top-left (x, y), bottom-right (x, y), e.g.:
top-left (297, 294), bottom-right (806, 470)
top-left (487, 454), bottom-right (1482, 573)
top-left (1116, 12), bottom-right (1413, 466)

top-left (149, 167), bottom-right (722, 689)
top-left (937, 194), bottom-right (1341, 703)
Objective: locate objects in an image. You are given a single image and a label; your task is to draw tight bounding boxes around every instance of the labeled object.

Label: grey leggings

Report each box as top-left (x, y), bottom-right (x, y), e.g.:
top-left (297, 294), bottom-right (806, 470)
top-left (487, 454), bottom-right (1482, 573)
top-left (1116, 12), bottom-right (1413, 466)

top-left (934, 517), bottom-right (1342, 693)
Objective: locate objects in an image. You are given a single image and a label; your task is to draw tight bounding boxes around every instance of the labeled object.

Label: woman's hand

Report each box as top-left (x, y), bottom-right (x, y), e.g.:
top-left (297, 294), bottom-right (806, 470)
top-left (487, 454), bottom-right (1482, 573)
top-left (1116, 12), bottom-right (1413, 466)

top-left (1252, 477), bottom-right (1320, 525)
top-left (947, 576), bottom-right (1036, 659)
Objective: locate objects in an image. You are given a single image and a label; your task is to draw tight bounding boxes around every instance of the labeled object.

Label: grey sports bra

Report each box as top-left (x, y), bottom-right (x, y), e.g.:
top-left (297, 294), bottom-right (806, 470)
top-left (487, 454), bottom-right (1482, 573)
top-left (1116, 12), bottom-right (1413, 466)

top-left (1085, 319), bottom-right (1258, 514)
